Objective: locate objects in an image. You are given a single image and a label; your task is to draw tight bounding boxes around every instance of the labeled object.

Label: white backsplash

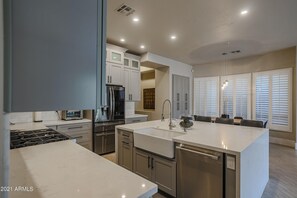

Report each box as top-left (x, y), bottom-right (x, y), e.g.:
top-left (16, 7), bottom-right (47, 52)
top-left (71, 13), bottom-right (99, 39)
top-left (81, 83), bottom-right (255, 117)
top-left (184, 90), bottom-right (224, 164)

top-left (9, 111), bottom-right (60, 124)
top-left (125, 102), bottom-right (135, 116)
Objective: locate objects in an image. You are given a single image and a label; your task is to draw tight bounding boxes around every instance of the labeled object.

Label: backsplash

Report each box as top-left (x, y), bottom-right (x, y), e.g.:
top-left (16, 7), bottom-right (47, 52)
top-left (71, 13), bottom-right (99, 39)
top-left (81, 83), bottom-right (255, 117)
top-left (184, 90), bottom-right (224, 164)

top-left (9, 111), bottom-right (61, 124)
top-left (125, 102), bottom-right (135, 116)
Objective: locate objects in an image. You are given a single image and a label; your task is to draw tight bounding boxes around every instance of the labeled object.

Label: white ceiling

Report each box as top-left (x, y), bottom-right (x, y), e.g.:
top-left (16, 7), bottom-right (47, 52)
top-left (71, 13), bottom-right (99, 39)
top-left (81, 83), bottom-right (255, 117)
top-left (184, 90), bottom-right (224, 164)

top-left (107, 0), bottom-right (297, 65)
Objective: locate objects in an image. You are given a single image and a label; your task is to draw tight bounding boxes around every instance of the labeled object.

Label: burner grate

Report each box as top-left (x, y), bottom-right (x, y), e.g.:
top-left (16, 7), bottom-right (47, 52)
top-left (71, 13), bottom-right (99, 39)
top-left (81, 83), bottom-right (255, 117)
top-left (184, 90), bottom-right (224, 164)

top-left (10, 129), bottom-right (70, 149)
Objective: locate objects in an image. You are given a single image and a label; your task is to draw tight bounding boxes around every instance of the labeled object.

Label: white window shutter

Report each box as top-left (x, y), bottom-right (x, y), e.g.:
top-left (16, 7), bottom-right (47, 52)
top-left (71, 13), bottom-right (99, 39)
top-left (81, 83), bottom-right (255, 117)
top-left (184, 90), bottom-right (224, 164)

top-left (194, 77), bottom-right (219, 117)
top-left (221, 74), bottom-right (251, 119)
top-left (253, 68), bottom-right (292, 132)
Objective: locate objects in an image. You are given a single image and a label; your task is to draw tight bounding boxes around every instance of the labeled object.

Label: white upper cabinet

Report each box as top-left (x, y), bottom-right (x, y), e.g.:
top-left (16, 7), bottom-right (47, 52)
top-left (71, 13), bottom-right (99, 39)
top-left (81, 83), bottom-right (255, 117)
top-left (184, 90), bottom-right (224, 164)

top-left (124, 68), bottom-right (141, 101)
top-left (131, 59), bottom-right (140, 70)
top-left (106, 50), bottom-right (124, 65)
top-left (106, 62), bottom-right (124, 85)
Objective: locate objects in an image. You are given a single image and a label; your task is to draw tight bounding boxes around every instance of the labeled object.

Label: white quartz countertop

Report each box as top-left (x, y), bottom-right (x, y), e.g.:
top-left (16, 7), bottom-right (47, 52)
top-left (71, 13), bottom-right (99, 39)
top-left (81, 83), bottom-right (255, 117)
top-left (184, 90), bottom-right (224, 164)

top-left (116, 119), bottom-right (268, 154)
top-left (10, 141), bottom-right (157, 198)
top-left (10, 119), bottom-right (91, 131)
top-left (125, 114), bottom-right (148, 119)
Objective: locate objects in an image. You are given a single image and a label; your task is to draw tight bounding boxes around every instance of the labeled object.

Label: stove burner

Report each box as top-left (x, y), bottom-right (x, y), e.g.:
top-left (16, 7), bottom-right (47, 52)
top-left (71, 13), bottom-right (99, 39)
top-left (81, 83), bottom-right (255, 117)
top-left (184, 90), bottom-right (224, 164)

top-left (10, 129), bottom-right (70, 149)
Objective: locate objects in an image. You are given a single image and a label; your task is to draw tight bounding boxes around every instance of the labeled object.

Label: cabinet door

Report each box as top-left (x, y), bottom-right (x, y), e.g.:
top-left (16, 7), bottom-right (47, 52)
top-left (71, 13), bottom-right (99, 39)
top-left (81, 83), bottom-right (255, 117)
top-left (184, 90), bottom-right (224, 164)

top-left (109, 63), bottom-right (123, 85)
top-left (183, 76), bottom-right (190, 116)
top-left (110, 50), bottom-right (123, 64)
top-left (152, 155), bottom-right (177, 197)
top-left (5, 0), bottom-right (104, 112)
top-left (106, 62), bottom-right (111, 84)
top-left (129, 70), bottom-right (141, 101)
top-left (134, 148), bottom-right (151, 180)
top-left (123, 69), bottom-right (130, 101)
top-left (131, 59), bottom-right (140, 70)
top-left (124, 58), bottom-right (130, 67)
top-left (120, 141), bottom-right (133, 171)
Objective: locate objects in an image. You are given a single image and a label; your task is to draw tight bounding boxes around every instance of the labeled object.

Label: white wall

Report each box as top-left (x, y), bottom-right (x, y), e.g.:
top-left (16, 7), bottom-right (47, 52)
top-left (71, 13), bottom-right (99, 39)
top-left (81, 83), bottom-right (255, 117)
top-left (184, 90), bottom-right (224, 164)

top-left (9, 111), bottom-right (60, 123)
top-left (141, 53), bottom-right (193, 114)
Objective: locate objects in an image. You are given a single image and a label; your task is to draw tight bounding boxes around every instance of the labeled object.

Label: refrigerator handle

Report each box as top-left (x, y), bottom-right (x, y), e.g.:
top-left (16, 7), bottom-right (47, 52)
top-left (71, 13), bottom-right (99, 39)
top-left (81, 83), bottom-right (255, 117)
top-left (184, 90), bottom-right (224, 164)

top-left (109, 87), bottom-right (113, 121)
top-left (112, 86), bottom-right (116, 120)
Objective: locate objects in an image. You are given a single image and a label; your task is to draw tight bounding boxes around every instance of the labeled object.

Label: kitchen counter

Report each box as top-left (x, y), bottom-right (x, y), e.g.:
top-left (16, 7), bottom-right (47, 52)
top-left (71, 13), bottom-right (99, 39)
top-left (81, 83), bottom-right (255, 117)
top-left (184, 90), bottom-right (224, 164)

top-left (116, 119), bottom-right (269, 198)
top-left (10, 140), bottom-right (157, 198)
top-left (10, 119), bottom-right (91, 131)
top-left (117, 119), bottom-right (268, 154)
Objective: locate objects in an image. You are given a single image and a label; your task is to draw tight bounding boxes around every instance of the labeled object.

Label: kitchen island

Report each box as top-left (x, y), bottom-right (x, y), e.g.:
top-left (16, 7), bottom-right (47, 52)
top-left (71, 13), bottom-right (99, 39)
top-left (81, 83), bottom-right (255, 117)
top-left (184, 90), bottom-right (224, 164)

top-left (116, 120), bottom-right (269, 198)
top-left (9, 140), bottom-right (157, 198)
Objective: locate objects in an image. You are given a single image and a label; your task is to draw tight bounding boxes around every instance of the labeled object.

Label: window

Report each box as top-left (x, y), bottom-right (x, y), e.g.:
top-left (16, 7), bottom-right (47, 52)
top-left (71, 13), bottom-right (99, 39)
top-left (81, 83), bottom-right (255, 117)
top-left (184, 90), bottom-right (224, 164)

top-left (194, 77), bottom-right (219, 117)
top-left (221, 73), bottom-right (251, 119)
top-left (253, 68), bottom-right (292, 132)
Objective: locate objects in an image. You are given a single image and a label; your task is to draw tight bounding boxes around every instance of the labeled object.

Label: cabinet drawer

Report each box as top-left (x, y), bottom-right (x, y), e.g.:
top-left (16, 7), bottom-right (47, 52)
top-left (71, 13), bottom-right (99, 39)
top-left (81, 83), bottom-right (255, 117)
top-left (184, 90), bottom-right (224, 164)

top-left (57, 123), bottom-right (91, 132)
top-left (68, 131), bottom-right (91, 143)
top-left (125, 117), bottom-right (147, 124)
top-left (118, 130), bottom-right (133, 143)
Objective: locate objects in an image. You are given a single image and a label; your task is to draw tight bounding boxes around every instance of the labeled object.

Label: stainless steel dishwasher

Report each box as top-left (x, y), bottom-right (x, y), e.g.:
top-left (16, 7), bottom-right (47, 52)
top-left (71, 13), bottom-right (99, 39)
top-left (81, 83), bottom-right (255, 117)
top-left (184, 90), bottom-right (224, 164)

top-left (176, 144), bottom-right (224, 198)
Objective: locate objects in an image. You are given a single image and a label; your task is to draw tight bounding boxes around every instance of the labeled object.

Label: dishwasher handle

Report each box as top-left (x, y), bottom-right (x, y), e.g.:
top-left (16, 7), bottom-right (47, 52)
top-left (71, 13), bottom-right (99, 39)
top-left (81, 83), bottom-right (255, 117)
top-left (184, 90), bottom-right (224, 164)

top-left (176, 146), bottom-right (220, 160)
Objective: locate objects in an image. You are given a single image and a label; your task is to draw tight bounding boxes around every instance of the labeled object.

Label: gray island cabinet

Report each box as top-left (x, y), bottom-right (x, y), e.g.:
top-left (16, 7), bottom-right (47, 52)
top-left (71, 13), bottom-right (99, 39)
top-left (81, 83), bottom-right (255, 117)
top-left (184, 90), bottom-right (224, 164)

top-left (4, 0), bottom-right (107, 112)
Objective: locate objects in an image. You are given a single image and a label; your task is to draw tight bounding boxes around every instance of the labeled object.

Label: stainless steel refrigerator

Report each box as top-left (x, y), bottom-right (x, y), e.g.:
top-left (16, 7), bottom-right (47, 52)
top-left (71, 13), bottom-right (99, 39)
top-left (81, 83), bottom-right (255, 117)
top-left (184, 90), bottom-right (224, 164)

top-left (93, 85), bottom-right (125, 155)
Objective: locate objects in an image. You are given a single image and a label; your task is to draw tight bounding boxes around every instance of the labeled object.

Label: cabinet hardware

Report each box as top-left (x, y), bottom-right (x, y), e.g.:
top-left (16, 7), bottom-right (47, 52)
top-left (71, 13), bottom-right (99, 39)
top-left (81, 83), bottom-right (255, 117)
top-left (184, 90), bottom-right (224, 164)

top-left (68, 126), bottom-right (83, 130)
top-left (148, 156), bottom-right (150, 168)
top-left (132, 120), bottom-right (141, 123)
top-left (122, 133), bottom-right (130, 138)
top-left (131, 94), bottom-right (133, 100)
top-left (110, 76), bottom-right (112, 83)
top-left (73, 136), bottom-right (83, 139)
top-left (151, 157), bottom-right (154, 169)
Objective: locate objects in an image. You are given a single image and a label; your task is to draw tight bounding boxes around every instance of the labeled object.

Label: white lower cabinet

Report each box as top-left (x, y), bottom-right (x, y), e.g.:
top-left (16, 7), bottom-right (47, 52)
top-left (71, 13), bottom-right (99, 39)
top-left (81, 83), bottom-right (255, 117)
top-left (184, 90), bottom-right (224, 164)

top-left (124, 68), bottom-right (140, 101)
top-left (134, 148), bottom-right (176, 197)
top-left (55, 123), bottom-right (92, 151)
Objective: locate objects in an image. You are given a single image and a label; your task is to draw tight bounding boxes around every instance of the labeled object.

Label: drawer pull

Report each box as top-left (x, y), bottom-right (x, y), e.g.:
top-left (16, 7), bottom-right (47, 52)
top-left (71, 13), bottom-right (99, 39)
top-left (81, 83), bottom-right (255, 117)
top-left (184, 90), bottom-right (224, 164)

top-left (122, 133), bottom-right (130, 138)
top-left (68, 126), bottom-right (83, 130)
top-left (73, 136), bottom-right (83, 139)
top-left (132, 120), bottom-right (141, 123)
top-left (122, 141), bottom-right (130, 146)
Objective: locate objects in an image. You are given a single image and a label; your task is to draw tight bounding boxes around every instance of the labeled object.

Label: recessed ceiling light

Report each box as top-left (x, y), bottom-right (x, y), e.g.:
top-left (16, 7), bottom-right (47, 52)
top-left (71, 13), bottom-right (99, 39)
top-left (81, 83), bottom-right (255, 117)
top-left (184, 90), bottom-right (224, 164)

top-left (170, 35), bottom-right (177, 40)
top-left (133, 17), bottom-right (139, 22)
top-left (140, 45), bottom-right (145, 49)
top-left (240, 10), bottom-right (249, 15)
top-left (120, 38), bottom-right (125, 42)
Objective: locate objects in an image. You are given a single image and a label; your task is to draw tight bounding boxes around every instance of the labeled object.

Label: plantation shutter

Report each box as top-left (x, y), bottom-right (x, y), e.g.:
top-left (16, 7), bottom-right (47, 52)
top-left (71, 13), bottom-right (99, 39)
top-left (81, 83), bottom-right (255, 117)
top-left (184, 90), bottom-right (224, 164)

top-left (194, 77), bottom-right (219, 117)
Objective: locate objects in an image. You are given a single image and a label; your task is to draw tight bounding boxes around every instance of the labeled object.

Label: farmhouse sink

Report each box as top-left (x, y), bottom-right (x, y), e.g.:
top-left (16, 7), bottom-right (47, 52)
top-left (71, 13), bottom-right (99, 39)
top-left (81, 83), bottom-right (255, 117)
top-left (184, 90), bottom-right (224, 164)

top-left (133, 127), bottom-right (185, 158)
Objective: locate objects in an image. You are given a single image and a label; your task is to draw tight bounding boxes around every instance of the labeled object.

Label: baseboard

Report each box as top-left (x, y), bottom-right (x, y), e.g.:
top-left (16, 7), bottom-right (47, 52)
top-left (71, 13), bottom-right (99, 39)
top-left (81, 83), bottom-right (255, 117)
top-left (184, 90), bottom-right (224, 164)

top-left (269, 137), bottom-right (295, 148)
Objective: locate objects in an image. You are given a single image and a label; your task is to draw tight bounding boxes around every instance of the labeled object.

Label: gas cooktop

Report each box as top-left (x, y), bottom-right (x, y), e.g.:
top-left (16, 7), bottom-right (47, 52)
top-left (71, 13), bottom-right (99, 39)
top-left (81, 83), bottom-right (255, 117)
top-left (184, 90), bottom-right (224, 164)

top-left (10, 128), bottom-right (70, 149)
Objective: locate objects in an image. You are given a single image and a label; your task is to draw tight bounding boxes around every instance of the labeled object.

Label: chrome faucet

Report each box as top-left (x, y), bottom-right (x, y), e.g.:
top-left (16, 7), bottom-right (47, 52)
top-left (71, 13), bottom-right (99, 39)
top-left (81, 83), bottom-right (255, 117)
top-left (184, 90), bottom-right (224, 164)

top-left (161, 99), bottom-right (175, 130)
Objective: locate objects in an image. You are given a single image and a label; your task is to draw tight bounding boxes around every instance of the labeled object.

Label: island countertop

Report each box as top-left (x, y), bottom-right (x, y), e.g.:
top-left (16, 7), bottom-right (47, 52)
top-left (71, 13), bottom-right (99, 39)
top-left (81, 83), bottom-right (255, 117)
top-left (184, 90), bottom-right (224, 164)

top-left (116, 119), bottom-right (268, 154)
top-left (9, 140), bottom-right (157, 198)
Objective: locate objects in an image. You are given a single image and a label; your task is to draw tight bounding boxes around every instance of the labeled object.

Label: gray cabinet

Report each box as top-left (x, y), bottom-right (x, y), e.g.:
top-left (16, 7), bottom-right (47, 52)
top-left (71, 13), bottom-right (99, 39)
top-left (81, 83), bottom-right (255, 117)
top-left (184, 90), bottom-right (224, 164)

top-left (172, 75), bottom-right (190, 118)
top-left (56, 123), bottom-right (92, 151)
top-left (134, 148), bottom-right (176, 197)
top-left (4, 0), bottom-right (106, 112)
top-left (118, 130), bottom-right (134, 171)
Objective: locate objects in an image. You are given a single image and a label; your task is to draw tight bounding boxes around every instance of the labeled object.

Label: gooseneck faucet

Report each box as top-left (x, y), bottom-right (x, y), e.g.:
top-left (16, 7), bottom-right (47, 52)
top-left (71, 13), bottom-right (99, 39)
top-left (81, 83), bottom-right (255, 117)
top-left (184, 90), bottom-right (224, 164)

top-left (161, 99), bottom-right (175, 130)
